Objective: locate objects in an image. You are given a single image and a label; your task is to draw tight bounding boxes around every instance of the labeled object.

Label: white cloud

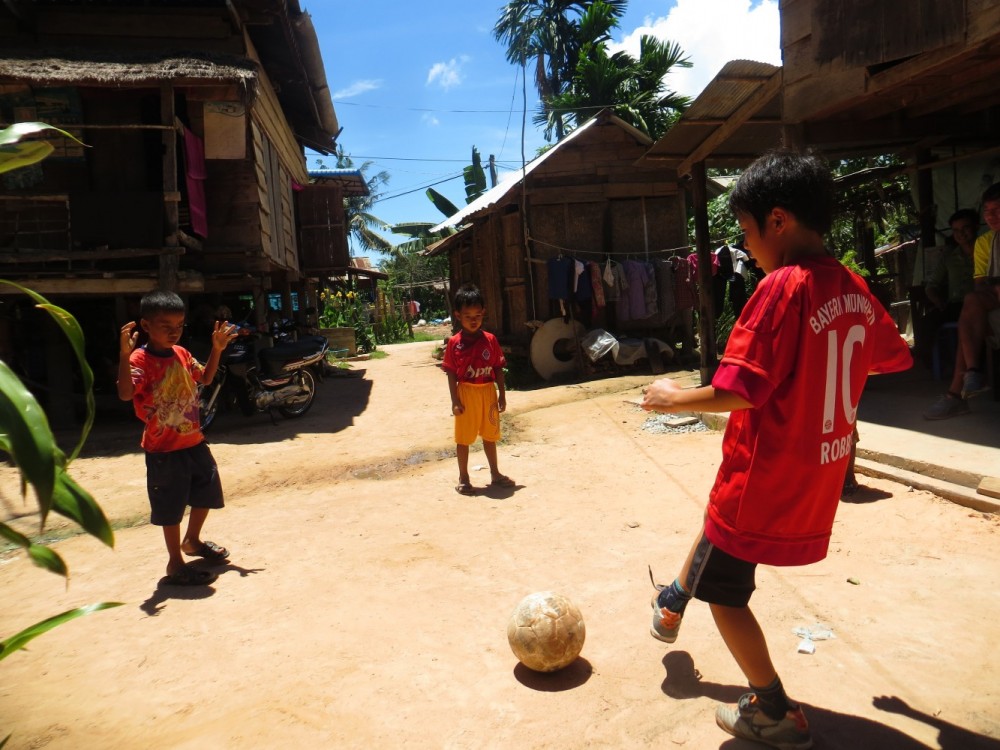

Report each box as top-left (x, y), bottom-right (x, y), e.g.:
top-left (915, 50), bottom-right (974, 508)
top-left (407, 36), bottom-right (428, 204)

top-left (422, 112), bottom-right (440, 127)
top-left (332, 79), bottom-right (383, 99)
top-left (426, 56), bottom-right (470, 90)
top-left (611, 0), bottom-right (781, 100)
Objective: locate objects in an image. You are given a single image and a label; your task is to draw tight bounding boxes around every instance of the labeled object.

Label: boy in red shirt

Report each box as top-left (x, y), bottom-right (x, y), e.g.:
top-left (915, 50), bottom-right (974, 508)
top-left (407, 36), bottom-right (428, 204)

top-left (642, 151), bottom-right (911, 749)
top-left (117, 291), bottom-right (237, 586)
top-left (442, 284), bottom-right (514, 495)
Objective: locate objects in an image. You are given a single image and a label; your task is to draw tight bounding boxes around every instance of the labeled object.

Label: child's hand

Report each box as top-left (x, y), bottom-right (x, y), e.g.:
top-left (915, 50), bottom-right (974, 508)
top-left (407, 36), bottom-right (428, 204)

top-left (641, 377), bottom-right (682, 412)
top-left (452, 401), bottom-right (465, 415)
top-left (498, 395), bottom-right (506, 413)
top-left (119, 321), bottom-right (138, 356)
top-left (212, 320), bottom-right (239, 351)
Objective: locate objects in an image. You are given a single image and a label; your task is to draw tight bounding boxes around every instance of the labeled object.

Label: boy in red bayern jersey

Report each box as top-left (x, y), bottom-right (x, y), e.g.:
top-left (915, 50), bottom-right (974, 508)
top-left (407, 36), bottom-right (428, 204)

top-left (442, 283), bottom-right (514, 496)
top-left (641, 151), bottom-right (912, 749)
top-left (117, 290), bottom-right (238, 586)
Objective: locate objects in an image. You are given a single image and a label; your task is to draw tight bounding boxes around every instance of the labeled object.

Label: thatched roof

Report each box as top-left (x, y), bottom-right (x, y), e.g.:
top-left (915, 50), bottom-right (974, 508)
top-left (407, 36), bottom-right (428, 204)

top-left (0, 50), bottom-right (258, 87)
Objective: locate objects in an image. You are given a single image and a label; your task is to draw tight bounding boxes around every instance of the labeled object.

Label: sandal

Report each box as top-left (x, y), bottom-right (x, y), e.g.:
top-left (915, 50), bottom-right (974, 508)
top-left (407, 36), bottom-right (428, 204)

top-left (455, 482), bottom-right (476, 496)
top-left (490, 475), bottom-right (515, 488)
top-left (164, 565), bottom-right (218, 587)
top-left (184, 540), bottom-right (230, 562)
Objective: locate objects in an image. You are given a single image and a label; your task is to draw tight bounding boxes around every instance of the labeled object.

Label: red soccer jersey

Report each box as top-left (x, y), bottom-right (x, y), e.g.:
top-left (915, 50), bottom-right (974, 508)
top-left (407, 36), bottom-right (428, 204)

top-left (441, 330), bottom-right (506, 384)
top-left (707, 256), bottom-right (912, 566)
top-left (129, 345), bottom-right (207, 452)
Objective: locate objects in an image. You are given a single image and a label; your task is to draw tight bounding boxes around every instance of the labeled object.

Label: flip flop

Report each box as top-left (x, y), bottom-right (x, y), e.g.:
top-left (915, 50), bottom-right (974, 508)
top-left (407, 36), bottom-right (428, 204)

top-left (455, 482), bottom-right (476, 496)
top-left (184, 540), bottom-right (230, 562)
top-left (164, 565), bottom-right (218, 587)
top-left (489, 475), bottom-right (515, 488)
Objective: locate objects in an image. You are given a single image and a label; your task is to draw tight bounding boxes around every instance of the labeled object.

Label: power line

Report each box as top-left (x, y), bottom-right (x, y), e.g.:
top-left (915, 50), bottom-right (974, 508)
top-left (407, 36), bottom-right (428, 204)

top-left (377, 173), bottom-right (464, 202)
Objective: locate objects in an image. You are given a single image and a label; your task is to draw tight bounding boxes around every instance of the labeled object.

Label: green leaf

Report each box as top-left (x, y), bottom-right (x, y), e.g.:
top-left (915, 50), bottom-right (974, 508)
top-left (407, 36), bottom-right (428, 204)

top-left (426, 187), bottom-right (461, 219)
top-left (0, 522), bottom-right (68, 576)
top-left (51, 469), bottom-right (114, 548)
top-left (0, 281), bottom-right (95, 461)
top-left (0, 122), bottom-right (86, 146)
top-left (0, 359), bottom-right (56, 512)
top-left (0, 141), bottom-right (54, 174)
top-left (0, 602), bottom-right (124, 661)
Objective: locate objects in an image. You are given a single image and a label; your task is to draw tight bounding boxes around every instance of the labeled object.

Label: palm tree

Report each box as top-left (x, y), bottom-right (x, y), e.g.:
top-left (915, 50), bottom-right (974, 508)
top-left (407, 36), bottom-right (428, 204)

top-left (494, 0), bottom-right (627, 141)
top-left (544, 18), bottom-right (692, 140)
top-left (332, 145), bottom-right (394, 256)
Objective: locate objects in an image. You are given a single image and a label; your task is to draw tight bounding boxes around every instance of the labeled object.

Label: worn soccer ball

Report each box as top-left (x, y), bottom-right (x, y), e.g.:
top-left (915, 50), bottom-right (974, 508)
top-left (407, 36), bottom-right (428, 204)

top-left (507, 591), bottom-right (586, 672)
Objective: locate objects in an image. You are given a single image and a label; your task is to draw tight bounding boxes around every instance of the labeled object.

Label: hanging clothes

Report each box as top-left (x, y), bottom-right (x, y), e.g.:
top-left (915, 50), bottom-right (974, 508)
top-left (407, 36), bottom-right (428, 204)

top-left (547, 256), bottom-right (573, 301)
top-left (673, 255), bottom-right (697, 312)
top-left (182, 126), bottom-right (208, 238)
top-left (589, 262), bottom-right (606, 310)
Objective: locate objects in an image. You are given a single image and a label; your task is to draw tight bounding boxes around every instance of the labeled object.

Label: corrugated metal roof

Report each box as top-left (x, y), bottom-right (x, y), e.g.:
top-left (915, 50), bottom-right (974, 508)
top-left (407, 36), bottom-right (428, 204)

top-left (309, 169), bottom-right (369, 196)
top-left (639, 60), bottom-right (782, 173)
top-left (430, 111), bottom-right (650, 233)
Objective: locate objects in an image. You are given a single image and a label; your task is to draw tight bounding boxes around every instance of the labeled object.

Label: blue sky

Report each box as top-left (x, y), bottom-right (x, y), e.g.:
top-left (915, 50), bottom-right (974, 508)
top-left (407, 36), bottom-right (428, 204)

top-left (306, 0), bottom-right (781, 263)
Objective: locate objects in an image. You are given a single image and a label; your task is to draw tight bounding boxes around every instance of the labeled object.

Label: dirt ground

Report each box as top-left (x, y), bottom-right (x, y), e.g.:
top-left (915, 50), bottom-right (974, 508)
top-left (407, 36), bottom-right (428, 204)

top-left (1, 338), bottom-right (999, 749)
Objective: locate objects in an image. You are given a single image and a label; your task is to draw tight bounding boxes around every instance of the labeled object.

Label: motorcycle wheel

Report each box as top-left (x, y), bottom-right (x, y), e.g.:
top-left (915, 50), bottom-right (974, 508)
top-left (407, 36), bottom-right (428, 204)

top-left (199, 387), bottom-right (220, 431)
top-left (278, 369), bottom-right (316, 418)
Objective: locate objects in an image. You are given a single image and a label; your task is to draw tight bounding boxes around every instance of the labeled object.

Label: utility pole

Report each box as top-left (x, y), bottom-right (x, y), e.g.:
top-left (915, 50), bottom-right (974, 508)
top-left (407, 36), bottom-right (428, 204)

top-left (488, 154), bottom-right (498, 188)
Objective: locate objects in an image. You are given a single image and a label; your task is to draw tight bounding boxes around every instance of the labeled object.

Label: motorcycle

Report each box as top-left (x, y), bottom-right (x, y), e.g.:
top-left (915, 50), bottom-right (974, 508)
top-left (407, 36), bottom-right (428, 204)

top-left (198, 325), bottom-right (328, 430)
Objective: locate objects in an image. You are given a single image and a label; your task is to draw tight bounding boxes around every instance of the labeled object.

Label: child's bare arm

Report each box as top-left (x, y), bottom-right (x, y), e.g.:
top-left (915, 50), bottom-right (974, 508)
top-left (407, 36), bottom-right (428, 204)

top-left (116, 321), bottom-right (138, 401)
top-left (447, 371), bottom-right (464, 414)
top-left (495, 367), bottom-right (507, 413)
top-left (200, 320), bottom-right (238, 384)
top-left (641, 378), bottom-right (752, 414)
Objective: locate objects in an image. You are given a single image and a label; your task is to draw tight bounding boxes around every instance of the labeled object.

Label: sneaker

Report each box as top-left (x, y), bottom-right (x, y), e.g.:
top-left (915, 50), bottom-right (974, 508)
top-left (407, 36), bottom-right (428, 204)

top-left (962, 368), bottom-right (989, 399)
top-left (715, 693), bottom-right (813, 750)
top-left (649, 592), bottom-right (683, 643)
top-left (923, 393), bottom-right (970, 420)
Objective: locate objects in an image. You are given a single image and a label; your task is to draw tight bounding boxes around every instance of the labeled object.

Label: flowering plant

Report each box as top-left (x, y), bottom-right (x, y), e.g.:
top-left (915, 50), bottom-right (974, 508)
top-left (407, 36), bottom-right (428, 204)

top-left (318, 288), bottom-right (367, 328)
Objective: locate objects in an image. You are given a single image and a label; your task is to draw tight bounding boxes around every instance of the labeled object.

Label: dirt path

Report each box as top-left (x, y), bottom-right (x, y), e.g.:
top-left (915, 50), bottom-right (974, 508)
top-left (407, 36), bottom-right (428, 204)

top-left (1, 341), bottom-right (998, 749)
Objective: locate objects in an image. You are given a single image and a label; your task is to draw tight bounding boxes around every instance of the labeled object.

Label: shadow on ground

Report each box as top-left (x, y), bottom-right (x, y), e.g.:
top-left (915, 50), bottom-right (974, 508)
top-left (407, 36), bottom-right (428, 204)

top-left (661, 651), bottom-right (1000, 749)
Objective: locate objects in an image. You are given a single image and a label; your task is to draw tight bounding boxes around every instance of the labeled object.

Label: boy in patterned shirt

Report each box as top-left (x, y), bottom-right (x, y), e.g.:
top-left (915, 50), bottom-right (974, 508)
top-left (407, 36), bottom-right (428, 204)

top-left (442, 284), bottom-right (514, 496)
top-left (117, 290), bottom-right (237, 586)
top-left (641, 151), bottom-right (911, 749)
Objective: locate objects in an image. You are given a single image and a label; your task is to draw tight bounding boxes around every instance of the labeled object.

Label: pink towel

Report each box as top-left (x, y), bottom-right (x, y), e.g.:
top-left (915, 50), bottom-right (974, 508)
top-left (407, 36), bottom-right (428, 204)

top-left (183, 126), bottom-right (208, 238)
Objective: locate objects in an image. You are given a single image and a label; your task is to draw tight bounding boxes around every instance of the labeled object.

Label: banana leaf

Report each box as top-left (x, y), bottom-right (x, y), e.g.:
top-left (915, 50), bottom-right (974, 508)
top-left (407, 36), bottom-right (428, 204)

top-left (0, 602), bottom-right (124, 661)
top-left (426, 187), bottom-right (461, 219)
top-left (51, 470), bottom-right (114, 548)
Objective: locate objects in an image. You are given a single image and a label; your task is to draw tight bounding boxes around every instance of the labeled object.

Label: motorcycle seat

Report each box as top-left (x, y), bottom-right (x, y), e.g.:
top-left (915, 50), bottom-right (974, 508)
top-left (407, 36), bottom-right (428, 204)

top-left (260, 337), bottom-right (326, 362)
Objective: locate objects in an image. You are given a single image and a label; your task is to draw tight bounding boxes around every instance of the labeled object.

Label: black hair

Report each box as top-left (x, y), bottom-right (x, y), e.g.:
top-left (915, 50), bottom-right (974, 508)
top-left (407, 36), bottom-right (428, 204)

top-left (453, 283), bottom-right (484, 311)
top-left (140, 290), bottom-right (185, 319)
top-left (729, 150), bottom-right (834, 235)
top-left (982, 182), bottom-right (1000, 204)
top-left (948, 208), bottom-right (978, 226)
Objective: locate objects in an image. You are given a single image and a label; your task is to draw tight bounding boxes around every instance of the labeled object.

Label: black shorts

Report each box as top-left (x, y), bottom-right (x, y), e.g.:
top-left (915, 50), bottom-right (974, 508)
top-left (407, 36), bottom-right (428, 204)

top-left (684, 533), bottom-right (757, 607)
top-left (145, 442), bottom-right (224, 526)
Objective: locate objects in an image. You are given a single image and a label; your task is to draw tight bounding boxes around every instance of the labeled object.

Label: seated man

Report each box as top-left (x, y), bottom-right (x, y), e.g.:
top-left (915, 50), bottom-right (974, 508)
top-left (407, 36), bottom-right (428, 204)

top-left (917, 208), bottom-right (977, 363)
top-left (925, 183), bottom-right (1000, 419)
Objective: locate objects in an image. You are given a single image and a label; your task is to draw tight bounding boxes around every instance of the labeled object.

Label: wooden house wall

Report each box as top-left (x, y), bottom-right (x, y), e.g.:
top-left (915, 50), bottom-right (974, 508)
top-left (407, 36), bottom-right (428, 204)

top-left (781, 0), bottom-right (1000, 122)
top-left (447, 121), bottom-right (683, 341)
top-left (298, 185), bottom-right (349, 271)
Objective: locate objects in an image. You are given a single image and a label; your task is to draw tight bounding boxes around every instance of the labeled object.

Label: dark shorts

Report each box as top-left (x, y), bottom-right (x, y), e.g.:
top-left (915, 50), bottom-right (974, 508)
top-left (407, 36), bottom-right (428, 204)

top-left (684, 533), bottom-right (757, 607)
top-left (145, 442), bottom-right (224, 526)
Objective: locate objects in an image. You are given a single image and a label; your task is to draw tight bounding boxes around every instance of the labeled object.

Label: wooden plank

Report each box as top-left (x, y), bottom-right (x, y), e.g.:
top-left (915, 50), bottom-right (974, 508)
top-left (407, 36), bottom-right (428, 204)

top-left (36, 9), bottom-right (231, 39)
top-left (0, 247), bottom-right (182, 263)
top-left (978, 477), bottom-right (1000, 500)
top-left (779, 0), bottom-right (810, 48)
top-left (677, 70), bottom-right (782, 177)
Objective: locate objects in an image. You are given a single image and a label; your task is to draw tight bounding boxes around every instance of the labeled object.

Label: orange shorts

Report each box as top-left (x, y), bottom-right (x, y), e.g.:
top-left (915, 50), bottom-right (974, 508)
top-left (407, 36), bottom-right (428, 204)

top-left (455, 382), bottom-right (501, 446)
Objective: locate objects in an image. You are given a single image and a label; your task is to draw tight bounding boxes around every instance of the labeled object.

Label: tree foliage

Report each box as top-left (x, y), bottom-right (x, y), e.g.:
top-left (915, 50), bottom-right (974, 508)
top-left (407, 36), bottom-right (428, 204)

top-left (315, 146), bottom-right (394, 256)
top-left (494, 0), bottom-right (688, 141)
top-left (494, 0), bottom-right (628, 141)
